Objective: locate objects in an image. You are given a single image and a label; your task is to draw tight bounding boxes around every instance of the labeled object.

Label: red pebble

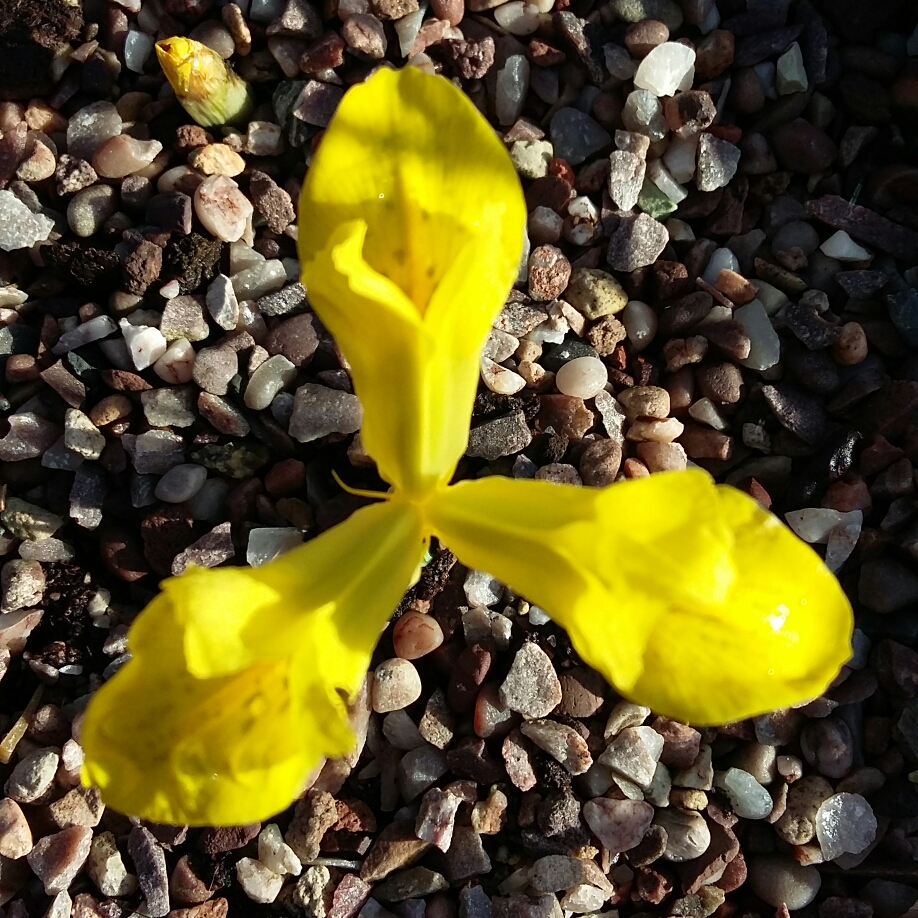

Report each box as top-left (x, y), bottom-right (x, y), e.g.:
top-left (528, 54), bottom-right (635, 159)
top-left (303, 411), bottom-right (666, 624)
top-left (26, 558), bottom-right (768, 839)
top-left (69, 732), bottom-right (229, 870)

top-left (392, 611), bottom-right (444, 660)
top-left (264, 458), bottom-right (306, 496)
top-left (548, 157), bottom-right (575, 185)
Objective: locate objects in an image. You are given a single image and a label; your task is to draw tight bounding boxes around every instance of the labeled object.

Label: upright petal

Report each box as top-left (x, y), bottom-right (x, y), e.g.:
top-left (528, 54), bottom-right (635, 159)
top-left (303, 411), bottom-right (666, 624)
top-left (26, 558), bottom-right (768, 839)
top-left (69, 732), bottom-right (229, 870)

top-left (427, 472), bottom-right (853, 724)
top-left (299, 67), bottom-right (525, 495)
top-left (82, 499), bottom-right (427, 824)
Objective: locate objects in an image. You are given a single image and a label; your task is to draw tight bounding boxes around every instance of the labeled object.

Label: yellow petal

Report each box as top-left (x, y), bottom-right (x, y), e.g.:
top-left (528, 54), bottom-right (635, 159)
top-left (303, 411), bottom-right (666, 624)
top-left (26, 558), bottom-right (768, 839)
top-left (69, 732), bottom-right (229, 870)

top-left (166, 498), bottom-right (428, 689)
top-left (81, 604), bottom-right (343, 825)
top-left (627, 483), bottom-right (853, 722)
top-left (298, 67), bottom-right (526, 495)
top-left (82, 499), bottom-right (427, 824)
top-left (427, 472), bottom-right (853, 724)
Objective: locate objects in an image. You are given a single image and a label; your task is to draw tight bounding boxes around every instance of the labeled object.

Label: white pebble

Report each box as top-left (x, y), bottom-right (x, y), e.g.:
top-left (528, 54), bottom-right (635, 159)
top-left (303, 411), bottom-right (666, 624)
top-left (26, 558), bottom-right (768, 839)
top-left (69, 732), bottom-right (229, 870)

top-left (633, 42), bottom-right (695, 97)
top-left (231, 259), bottom-right (287, 299)
top-left (819, 231), bottom-right (871, 262)
top-left (719, 768), bottom-right (773, 820)
top-left (373, 658), bottom-right (422, 713)
top-left (464, 569), bottom-right (503, 607)
top-left (245, 355), bottom-right (297, 410)
top-left (622, 300), bottom-right (658, 351)
top-left (124, 29), bottom-right (154, 72)
top-left (120, 319), bottom-right (167, 371)
top-left (785, 508), bottom-right (858, 544)
top-left (153, 338), bottom-right (196, 384)
top-left (481, 356), bottom-right (526, 395)
top-left (734, 299), bottom-right (781, 371)
top-left (494, 1), bottom-right (541, 34)
top-left (647, 159), bottom-right (687, 205)
top-left (815, 793), bottom-right (877, 860)
top-left (496, 54), bottom-right (530, 126)
top-left (236, 857), bottom-right (283, 904)
top-left (206, 274), bottom-right (239, 331)
top-left (555, 356), bottom-right (607, 398)
top-left (159, 280), bottom-right (181, 299)
top-left (702, 248), bottom-right (740, 285)
top-left (257, 824), bottom-right (302, 877)
top-left (52, 315), bottom-right (117, 355)
top-left (687, 397), bottom-right (727, 431)
top-left (0, 190), bottom-right (55, 251)
top-left (194, 175), bottom-right (253, 243)
top-left (776, 42), bottom-right (808, 95)
top-left (63, 409), bottom-right (105, 460)
top-left (662, 134), bottom-right (699, 184)
top-left (247, 528), bottom-right (304, 566)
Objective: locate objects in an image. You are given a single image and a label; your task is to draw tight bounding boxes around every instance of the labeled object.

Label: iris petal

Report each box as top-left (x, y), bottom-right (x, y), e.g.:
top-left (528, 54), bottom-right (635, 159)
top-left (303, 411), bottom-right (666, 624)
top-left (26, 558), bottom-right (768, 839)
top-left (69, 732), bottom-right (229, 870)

top-left (427, 471), bottom-right (853, 724)
top-left (299, 67), bottom-right (525, 494)
top-left (82, 499), bottom-right (427, 824)
top-left (81, 603), bottom-right (344, 825)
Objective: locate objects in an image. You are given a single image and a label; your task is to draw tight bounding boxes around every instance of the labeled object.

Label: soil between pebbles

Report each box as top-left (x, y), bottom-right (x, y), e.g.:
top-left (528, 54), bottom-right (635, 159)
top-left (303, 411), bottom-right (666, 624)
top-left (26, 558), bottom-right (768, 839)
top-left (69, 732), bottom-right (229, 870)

top-left (1, 0), bottom-right (918, 916)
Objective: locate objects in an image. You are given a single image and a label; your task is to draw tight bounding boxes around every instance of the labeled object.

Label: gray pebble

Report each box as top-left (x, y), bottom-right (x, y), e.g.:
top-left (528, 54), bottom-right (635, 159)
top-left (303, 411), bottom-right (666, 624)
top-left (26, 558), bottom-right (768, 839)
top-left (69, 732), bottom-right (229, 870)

top-left (5, 748), bottom-right (59, 803)
top-left (154, 464), bottom-right (209, 503)
top-left (67, 184), bottom-right (117, 237)
top-left (748, 855), bottom-right (821, 910)
top-left (499, 643), bottom-right (562, 719)
top-left (128, 826), bottom-right (170, 918)
top-left (193, 346), bottom-right (239, 396)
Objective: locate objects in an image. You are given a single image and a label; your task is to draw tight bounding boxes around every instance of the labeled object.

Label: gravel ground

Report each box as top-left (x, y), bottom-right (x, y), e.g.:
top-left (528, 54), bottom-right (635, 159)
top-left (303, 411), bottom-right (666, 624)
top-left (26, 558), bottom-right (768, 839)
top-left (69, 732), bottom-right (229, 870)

top-left (1, 0), bottom-right (918, 916)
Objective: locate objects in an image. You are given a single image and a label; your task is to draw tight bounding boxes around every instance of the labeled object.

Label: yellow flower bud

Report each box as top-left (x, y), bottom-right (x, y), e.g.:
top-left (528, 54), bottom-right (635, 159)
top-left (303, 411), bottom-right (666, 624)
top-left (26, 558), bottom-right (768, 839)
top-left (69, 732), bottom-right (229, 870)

top-left (155, 37), bottom-right (254, 128)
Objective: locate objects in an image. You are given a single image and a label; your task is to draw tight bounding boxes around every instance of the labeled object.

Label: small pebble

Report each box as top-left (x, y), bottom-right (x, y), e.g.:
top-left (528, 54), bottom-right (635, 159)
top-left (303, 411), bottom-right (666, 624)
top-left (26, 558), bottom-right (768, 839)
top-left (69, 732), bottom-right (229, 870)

top-left (0, 798), bottom-right (33, 858)
top-left (655, 807), bottom-right (711, 862)
top-left (194, 175), bottom-right (253, 243)
top-left (583, 798), bottom-right (654, 852)
top-left (815, 793), bottom-right (877, 860)
top-left (67, 185), bottom-right (117, 237)
top-left (718, 768), bottom-right (773, 820)
top-left (555, 356), bottom-right (608, 398)
top-left (499, 643), bottom-right (562, 718)
top-left (93, 135), bottom-right (162, 179)
top-left (154, 464), bottom-right (209, 503)
top-left (393, 612), bottom-right (444, 660)
top-left (87, 832), bottom-right (138, 897)
top-left (5, 748), bottom-right (60, 803)
top-left (748, 855), bottom-right (821, 910)
top-left (373, 658), bottom-right (423, 713)
top-left (520, 720), bottom-right (592, 774)
top-left (189, 143), bottom-right (247, 176)
top-left (128, 826), bottom-right (170, 917)
top-left (237, 856), bottom-right (284, 903)
top-left (27, 826), bottom-right (93, 895)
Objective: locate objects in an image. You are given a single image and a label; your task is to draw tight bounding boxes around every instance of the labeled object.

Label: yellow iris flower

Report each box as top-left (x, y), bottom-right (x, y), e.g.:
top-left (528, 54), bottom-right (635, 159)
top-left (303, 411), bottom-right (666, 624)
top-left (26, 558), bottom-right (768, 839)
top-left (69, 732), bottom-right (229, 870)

top-left (81, 67), bottom-right (853, 826)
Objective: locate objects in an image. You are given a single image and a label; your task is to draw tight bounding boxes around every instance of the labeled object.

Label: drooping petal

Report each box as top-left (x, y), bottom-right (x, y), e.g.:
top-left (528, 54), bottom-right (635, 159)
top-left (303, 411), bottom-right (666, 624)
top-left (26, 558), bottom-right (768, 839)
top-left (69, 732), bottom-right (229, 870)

top-left (426, 472), bottom-right (853, 725)
top-left (82, 499), bottom-right (427, 824)
top-left (80, 603), bottom-right (344, 825)
top-left (298, 67), bottom-right (525, 495)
